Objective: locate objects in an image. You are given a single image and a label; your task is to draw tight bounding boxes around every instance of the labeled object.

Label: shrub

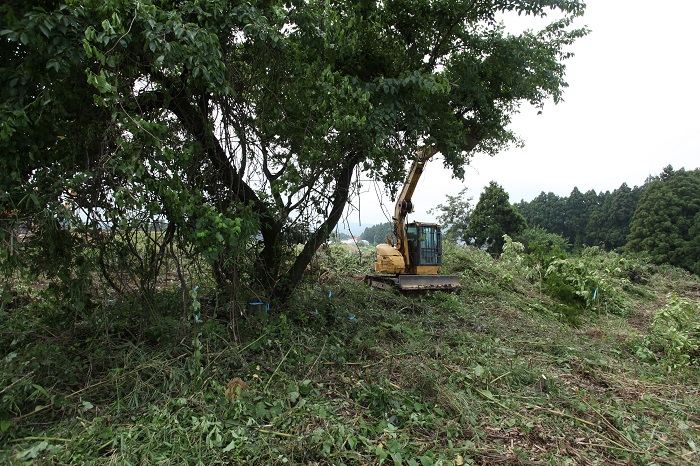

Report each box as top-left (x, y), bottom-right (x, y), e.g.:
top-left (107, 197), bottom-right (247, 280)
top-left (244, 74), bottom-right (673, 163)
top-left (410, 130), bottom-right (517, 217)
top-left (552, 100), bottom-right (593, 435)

top-left (514, 228), bottom-right (568, 284)
top-left (642, 296), bottom-right (700, 370)
top-left (515, 227), bottom-right (570, 256)
top-left (543, 247), bottom-right (629, 315)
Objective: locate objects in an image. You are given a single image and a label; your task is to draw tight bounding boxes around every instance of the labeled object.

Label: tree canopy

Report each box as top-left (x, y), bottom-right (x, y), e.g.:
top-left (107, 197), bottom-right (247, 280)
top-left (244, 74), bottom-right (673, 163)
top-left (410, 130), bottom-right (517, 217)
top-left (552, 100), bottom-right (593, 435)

top-left (586, 183), bottom-right (642, 250)
top-left (626, 166), bottom-right (700, 274)
top-left (1, 0), bottom-right (587, 303)
top-left (428, 187), bottom-right (472, 243)
top-left (466, 181), bottom-right (526, 255)
top-left (516, 191), bottom-right (567, 237)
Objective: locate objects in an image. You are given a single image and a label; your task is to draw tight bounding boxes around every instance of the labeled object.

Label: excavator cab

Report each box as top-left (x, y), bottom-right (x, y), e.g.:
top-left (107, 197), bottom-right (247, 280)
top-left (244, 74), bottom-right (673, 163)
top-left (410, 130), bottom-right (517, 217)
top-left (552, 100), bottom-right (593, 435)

top-left (367, 220), bottom-right (460, 291)
top-left (406, 222), bottom-right (442, 270)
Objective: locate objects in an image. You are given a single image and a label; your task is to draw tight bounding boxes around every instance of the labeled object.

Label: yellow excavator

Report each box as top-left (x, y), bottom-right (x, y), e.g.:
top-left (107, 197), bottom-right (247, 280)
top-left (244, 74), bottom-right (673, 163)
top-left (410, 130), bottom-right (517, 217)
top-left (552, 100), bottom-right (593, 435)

top-left (365, 148), bottom-right (461, 291)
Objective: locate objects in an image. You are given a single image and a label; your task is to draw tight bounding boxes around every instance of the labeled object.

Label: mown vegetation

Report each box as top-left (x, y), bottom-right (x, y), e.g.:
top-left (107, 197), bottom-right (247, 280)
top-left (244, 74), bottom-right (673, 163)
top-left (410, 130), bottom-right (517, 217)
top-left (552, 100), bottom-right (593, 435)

top-left (2, 241), bottom-right (699, 465)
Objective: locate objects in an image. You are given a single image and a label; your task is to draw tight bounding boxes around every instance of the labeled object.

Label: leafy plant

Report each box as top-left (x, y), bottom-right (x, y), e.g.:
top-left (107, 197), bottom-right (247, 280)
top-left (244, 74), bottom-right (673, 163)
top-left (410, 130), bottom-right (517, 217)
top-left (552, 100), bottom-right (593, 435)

top-left (514, 226), bottom-right (569, 276)
top-left (642, 296), bottom-right (700, 370)
top-left (543, 247), bottom-right (630, 316)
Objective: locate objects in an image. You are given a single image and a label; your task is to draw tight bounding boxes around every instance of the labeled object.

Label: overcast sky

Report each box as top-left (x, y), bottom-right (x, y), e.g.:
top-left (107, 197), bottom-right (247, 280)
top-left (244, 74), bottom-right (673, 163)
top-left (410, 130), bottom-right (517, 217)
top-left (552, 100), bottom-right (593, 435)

top-left (346, 0), bottom-right (700, 228)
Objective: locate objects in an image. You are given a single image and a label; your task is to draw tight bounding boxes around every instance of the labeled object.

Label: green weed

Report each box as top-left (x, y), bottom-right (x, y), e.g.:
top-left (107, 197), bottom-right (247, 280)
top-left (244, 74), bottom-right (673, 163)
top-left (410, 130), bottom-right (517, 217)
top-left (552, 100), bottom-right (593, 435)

top-left (638, 296), bottom-right (700, 370)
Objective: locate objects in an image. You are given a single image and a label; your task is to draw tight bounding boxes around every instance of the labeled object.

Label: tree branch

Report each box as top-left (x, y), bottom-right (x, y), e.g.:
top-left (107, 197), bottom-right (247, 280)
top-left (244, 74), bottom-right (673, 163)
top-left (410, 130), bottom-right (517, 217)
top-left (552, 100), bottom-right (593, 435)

top-left (272, 152), bottom-right (361, 302)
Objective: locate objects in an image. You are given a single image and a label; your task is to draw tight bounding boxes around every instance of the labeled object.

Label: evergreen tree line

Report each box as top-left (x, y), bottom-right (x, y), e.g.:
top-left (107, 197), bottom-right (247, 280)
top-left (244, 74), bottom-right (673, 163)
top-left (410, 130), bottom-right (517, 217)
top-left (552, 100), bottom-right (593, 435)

top-left (514, 183), bottom-right (643, 251)
top-left (515, 165), bottom-right (700, 274)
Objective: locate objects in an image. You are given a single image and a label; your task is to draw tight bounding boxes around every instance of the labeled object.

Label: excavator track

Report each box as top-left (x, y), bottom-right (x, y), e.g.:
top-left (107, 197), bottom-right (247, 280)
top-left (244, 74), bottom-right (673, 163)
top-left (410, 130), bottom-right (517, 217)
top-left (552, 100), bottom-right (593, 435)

top-left (365, 274), bottom-right (461, 291)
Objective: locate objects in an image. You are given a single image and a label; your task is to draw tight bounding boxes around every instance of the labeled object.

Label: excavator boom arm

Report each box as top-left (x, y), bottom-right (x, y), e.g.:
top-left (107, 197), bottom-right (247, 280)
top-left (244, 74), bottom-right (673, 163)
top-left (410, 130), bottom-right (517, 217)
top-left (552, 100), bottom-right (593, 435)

top-left (393, 148), bottom-right (436, 262)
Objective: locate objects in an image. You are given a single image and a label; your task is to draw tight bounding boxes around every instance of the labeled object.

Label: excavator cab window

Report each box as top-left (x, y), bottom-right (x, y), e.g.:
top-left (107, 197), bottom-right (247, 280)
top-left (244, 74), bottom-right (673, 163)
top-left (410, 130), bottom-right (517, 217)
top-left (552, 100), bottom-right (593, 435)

top-left (407, 223), bottom-right (442, 267)
top-left (406, 224), bottom-right (419, 260)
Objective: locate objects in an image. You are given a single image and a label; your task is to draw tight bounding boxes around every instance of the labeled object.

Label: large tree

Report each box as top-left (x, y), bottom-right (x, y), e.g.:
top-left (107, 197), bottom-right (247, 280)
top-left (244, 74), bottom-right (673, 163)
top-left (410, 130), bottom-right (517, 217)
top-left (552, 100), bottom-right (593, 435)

top-left (626, 166), bottom-right (700, 273)
top-left (467, 181), bottom-right (527, 255)
top-left (1, 0), bottom-right (587, 303)
top-left (428, 187), bottom-right (472, 243)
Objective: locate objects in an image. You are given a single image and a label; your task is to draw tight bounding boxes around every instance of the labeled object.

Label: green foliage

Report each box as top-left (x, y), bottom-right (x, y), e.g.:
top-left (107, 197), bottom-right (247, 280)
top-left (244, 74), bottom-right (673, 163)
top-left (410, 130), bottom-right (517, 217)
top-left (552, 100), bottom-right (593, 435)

top-left (586, 183), bottom-right (643, 250)
top-left (517, 166), bottom-right (700, 273)
top-left (428, 187), bottom-right (472, 243)
top-left (442, 243), bottom-right (518, 297)
top-left (466, 181), bottom-right (527, 255)
top-left (544, 259), bottom-right (598, 310)
top-left (190, 205), bottom-right (259, 267)
top-left (564, 187), bottom-right (599, 248)
top-left (638, 296), bottom-right (700, 370)
top-left (544, 247), bottom-right (631, 316)
top-left (516, 183), bottom-right (644, 252)
top-left (515, 227), bottom-right (569, 263)
top-left (515, 191), bottom-right (567, 238)
top-left (323, 244), bottom-right (375, 278)
top-left (360, 221), bottom-right (393, 245)
top-left (500, 235), bottom-right (525, 262)
top-left (626, 167), bottom-right (700, 274)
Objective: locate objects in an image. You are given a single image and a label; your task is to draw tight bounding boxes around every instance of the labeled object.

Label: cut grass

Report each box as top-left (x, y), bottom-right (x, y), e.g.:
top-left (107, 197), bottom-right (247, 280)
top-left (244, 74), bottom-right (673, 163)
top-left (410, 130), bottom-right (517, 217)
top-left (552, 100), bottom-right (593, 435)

top-left (1, 249), bottom-right (699, 465)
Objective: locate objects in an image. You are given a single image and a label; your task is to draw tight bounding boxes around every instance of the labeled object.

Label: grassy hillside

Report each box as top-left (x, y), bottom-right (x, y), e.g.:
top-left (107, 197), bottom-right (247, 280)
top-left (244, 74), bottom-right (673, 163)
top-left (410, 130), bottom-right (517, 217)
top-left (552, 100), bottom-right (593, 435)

top-left (1, 244), bottom-right (699, 465)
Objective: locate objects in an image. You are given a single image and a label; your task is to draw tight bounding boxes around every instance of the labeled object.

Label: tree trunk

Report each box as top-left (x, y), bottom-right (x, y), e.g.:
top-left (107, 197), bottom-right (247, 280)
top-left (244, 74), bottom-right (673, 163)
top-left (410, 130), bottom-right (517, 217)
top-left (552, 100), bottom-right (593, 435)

top-left (271, 154), bottom-right (360, 304)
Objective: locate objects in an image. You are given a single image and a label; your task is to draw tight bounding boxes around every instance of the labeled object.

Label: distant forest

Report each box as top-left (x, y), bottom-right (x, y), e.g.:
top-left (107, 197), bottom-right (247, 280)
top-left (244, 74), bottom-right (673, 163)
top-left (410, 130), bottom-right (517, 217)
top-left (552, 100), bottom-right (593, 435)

top-left (361, 166), bottom-right (700, 274)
